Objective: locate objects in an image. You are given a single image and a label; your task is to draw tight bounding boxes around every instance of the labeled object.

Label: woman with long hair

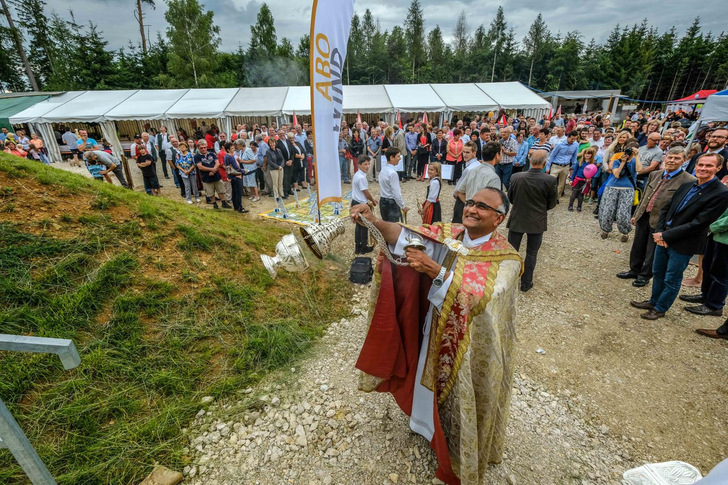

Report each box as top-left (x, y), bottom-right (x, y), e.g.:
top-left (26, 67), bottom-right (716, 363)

top-left (420, 162), bottom-right (442, 224)
top-left (416, 124), bottom-right (431, 181)
top-left (598, 141), bottom-right (643, 242)
top-left (446, 128), bottom-right (463, 185)
top-left (569, 146), bottom-right (598, 212)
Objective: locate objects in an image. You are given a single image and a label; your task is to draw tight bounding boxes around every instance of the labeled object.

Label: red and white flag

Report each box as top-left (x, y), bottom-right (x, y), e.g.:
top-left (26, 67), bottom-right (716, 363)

top-left (499, 113), bottom-right (507, 125)
top-left (356, 110), bottom-right (362, 125)
top-left (422, 111), bottom-right (429, 126)
top-left (550, 105), bottom-right (561, 120)
top-left (292, 111), bottom-right (299, 128)
top-left (396, 109), bottom-right (403, 130)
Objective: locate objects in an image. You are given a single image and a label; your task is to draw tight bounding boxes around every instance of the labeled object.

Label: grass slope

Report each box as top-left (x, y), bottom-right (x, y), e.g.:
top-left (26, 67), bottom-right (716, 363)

top-left (0, 154), bottom-right (351, 484)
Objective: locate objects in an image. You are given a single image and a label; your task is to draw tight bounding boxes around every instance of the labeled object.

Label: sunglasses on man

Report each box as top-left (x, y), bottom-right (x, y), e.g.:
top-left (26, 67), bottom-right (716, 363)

top-left (465, 199), bottom-right (504, 214)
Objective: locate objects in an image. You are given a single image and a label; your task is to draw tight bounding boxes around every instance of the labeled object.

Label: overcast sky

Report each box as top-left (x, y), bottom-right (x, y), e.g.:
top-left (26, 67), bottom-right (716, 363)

top-left (54, 0), bottom-right (726, 53)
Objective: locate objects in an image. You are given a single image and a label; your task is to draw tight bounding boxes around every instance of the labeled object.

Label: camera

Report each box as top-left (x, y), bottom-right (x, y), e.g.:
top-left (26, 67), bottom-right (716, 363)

top-left (624, 147), bottom-right (633, 157)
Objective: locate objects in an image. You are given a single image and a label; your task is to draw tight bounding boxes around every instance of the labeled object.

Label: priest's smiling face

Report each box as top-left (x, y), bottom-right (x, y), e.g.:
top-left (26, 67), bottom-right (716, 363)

top-left (462, 188), bottom-right (506, 239)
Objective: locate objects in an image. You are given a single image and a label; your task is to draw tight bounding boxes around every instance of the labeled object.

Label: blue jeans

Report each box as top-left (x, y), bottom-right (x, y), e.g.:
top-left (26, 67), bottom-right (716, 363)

top-left (650, 246), bottom-right (693, 313)
top-left (495, 163), bottom-right (513, 189)
top-left (339, 156), bottom-right (349, 182)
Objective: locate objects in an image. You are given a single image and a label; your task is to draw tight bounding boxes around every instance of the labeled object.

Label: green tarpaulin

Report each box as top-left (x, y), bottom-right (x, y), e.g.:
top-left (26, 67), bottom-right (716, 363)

top-left (0, 95), bottom-right (50, 131)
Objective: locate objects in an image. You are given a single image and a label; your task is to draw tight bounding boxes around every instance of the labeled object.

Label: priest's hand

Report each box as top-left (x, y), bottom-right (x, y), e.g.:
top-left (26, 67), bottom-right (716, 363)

top-left (405, 248), bottom-right (440, 278)
top-left (351, 203), bottom-right (375, 226)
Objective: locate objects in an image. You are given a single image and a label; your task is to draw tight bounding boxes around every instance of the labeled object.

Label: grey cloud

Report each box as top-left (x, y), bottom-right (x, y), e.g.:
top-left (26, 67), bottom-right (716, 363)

top-left (54, 0), bottom-right (726, 54)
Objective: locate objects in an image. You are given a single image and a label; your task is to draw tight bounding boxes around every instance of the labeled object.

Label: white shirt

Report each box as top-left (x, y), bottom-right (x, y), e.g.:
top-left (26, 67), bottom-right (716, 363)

top-left (379, 163), bottom-right (406, 209)
top-left (590, 138), bottom-right (604, 149)
top-left (352, 169), bottom-right (369, 203)
top-left (549, 135), bottom-right (566, 146)
top-left (455, 158), bottom-right (480, 192)
top-left (426, 178), bottom-right (440, 203)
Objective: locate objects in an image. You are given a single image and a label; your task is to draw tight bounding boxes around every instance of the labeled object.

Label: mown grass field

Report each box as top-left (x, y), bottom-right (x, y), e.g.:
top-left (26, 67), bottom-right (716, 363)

top-left (0, 154), bottom-right (351, 484)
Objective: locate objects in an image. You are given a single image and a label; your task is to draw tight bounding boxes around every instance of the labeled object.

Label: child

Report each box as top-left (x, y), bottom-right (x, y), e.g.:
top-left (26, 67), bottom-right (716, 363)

top-left (420, 162), bottom-right (442, 224)
top-left (569, 146), bottom-right (597, 212)
top-left (29, 133), bottom-right (50, 165)
top-left (351, 155), bottom-right (377, 254)
top-left (85, 156), bottom-right (107, 182)
top-left (136, 145), bottom-right (160, 195)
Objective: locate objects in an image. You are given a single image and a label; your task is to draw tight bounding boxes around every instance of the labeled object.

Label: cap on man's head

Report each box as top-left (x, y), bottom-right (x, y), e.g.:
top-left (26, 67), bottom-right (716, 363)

top-left (134, 133), bottom-right (141, 139)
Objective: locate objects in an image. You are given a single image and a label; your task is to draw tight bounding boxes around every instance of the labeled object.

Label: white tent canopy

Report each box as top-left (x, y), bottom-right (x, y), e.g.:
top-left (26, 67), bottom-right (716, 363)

top-left (225, 87), bottom-right (289, 117)
top-left (432, 83), bottom-right (499, 113)
top-left (698, 90), bottom-right (728, 122)
top-left (42, 90), bottom-right (138, 123)
top-left (281, 86), bottom-right (311, 116)
top-left (384, 84), bottom-right (447, 112)
top-left (165, 88), bottom-right (238, 119)
top-left (10, 82), bottom-right (551, 127)
top-left (343, 85), bottom-right (393, 114)
top-left (476, 82), bottom-right (550, 109)
top-left (9, 91), bottom-right (84, 123)
top-left (105, 89), bottom-right (189, 121)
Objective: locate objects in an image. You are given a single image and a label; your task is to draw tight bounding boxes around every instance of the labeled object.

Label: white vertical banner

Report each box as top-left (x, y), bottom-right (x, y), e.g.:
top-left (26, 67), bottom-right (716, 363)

top-left (310, 0), bottom-right (355, 207)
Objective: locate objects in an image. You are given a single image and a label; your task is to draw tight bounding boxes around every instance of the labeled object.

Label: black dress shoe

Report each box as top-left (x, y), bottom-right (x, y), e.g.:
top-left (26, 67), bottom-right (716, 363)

top-left (679, 293), bottom-right (706, 303)
top-left (632, 278), bottom-right (650, 287)
top-left (684, 304), bottom-right (723, 316)
top-left (695, 328), bottom-right (728, 340)
top-left (520, 282), bottom-right (534, 292)
top-left (617, 271), bottom-right (638, 279)
top-left (641, 309), bottom-right (665, 320)
top-left (630, 300), bottom-right (654, 310)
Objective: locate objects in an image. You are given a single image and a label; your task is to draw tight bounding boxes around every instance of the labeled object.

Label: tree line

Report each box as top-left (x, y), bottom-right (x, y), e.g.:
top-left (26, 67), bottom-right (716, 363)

top-left (2, 0), bottom-right (727, 104)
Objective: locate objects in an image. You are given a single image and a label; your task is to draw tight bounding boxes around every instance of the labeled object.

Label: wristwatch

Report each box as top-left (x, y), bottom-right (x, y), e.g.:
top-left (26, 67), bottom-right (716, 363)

top-left (433, 266), bottom-right (447, 288)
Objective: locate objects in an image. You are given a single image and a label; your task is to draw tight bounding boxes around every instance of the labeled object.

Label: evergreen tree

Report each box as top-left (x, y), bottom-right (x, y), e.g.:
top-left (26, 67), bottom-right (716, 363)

top-left (467, 25), bottom-right (489, 82)
top-left (451, 11), bottom-right (469, 82)
top-left (295, 34), bottom-right (310, 85)
top-left (74, 22), bottom-right (116, 89)
top-left (248, 3), bottom-right (277, 60)
top-left (486, 6), bottom-right (508, 82)
top-left (165, 0), bottom-right (220, 87)
top-left (522, 13), bottom-right (552, 87)
top-left (422, 25), bottom-right (449, 83)
top-left (404, 0), bottom-right (426, 82)
top-left (386, 26), bottom-right (408, 83)
top-left (0, 24), bottom-right (26, 91)
top-left (361, 9), bottom-right (375, 49)
top-left (545, 31), bottom-right (583, 91)
top-left (15, 0), bottom-right (54, 88)
top-left (346, 13), bottom-right (365, 84)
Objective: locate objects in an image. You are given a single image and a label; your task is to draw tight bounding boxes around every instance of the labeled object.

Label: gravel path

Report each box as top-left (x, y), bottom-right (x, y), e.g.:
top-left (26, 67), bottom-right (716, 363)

top-left (51, 161), bottom-right (727, 483)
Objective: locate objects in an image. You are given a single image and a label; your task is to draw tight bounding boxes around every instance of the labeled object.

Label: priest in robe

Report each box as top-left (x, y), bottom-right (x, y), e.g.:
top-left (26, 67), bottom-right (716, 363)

top-left (351, 187), bottom-right (522, 485)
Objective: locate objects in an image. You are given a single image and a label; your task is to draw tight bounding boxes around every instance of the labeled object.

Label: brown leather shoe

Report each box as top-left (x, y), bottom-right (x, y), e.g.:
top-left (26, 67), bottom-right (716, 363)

top-left (641, 309), bottom-right (665, 320)
top-left (630, 300), bottom-right (654, 310)
top-left (695, 329), bottom-right (728, 340)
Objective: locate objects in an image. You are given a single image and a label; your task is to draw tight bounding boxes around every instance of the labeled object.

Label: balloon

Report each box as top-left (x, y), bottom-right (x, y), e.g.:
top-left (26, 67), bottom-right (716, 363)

top-left (583, 163), bottom-right (598, 178)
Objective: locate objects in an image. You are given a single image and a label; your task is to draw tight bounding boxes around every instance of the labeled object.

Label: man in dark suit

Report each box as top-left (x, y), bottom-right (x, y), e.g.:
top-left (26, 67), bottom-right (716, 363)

top-left (279, 131), bottom-right (294, 198)
top-left (474, 130), bottom-right (490, 160)
top-left (506, 150), bottom-right (558, 292)
top-left (684, 128), bottom-right (728, 180)
top-left (617, 148), bottom-right (695, 287)
top-left (631, 152), bottom-right (728, 320)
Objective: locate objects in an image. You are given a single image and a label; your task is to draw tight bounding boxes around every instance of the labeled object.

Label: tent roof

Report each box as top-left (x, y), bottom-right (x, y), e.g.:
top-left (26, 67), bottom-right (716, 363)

top-left (42, 90), bottom-right (139, 123)
top-left (281, 86), bottom-right (311, 115)
top-left (165, 88), bottom-right (238, 119)
top-left (476, 82), bottom-right (551, 109)
top-left (384, 84), bottom-right (447, 112)
top-left (698, 90), bottom-right (728, 122)
top-left (9, 91), bottom-right (84, 123)
top-left (343, 85), bottom-right (393, 114)
top-left (431, 83), bottom-right (498, 112)
top-left (225, 87), bottom-right (289, 117)
top-left (104, 89), bottom-right (190, 121)
top-left (0, 94), bottom-right (50, 120)
top-left (670, 90), bottom-right (718, 103)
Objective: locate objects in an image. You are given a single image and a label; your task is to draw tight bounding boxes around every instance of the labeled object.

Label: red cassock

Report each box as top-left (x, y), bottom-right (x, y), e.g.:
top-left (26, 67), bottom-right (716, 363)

top-left (355, 255), bottom-right (460, 485)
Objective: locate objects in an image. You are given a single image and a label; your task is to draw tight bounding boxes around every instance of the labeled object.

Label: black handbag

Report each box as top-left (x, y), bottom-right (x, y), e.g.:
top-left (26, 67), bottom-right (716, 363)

top-left (349, 257), bottom-right (373, 284)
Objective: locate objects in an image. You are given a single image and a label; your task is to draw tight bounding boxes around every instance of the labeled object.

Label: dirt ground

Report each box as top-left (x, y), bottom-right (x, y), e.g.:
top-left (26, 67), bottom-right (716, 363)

top-left (54, 159), bottom-right (728, 480)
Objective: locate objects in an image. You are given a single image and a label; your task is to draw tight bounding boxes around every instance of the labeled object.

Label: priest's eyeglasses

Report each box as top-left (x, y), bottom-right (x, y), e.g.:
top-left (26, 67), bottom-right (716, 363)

top-left (464, 199), bottom-right (504, 214)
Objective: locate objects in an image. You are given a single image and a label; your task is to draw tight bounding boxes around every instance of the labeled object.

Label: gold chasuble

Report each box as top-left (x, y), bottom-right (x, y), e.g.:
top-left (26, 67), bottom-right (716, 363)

top-left (356, 223), bottom-right (522, 485)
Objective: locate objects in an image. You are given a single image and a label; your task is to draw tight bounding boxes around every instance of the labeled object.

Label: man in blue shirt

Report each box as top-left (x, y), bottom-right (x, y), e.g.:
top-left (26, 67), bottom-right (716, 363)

top-left (76, 129), bottom-right (99, 154)
top-left (404, 124), bottom-right (418, 180)
top-left (546, 130), bottom-right (579, 199)
top-left (256, 134), bottom-right (271, 196)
